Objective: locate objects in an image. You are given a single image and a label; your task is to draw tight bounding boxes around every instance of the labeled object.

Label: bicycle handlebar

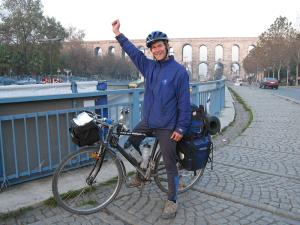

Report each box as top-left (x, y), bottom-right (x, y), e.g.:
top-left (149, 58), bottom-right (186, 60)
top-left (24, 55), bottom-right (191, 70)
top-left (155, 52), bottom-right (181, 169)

top-left (81, 110), bottom-right (122, 130)
top-left (81, 110), bottom-right (147, 138)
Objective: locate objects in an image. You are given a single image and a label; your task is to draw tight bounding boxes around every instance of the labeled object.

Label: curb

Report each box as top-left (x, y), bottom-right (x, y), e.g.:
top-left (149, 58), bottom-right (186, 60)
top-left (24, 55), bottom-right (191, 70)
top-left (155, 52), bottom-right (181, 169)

top-left (219, 86), bottom-right (235, 130)
top-left (272, 93), bottom-right (300, 105)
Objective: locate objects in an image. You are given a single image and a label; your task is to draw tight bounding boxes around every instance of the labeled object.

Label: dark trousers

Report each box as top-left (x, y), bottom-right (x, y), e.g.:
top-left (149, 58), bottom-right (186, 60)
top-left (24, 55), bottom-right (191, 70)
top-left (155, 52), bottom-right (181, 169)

top-left (128, 120), bottom-right (179, 201)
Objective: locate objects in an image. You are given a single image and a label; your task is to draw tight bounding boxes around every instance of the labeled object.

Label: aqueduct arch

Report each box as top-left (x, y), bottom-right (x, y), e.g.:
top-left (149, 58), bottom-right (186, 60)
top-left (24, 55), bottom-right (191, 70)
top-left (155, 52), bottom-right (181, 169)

top-left (84, 37), bottom-right (258, 81)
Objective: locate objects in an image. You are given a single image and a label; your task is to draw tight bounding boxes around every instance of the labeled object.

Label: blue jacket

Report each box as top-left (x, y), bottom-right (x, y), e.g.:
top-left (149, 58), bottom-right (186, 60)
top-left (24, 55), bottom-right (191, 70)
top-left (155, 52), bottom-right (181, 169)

top-left (116, 34), bottom-right (191, 135)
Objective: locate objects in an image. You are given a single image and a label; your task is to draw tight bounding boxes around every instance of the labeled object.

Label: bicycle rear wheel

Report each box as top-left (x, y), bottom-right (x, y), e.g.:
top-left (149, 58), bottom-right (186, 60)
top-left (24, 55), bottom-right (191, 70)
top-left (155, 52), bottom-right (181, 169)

top-left (154, 151), bottom-right (205, 193)
top-left (52, 146), bottom-right (123, 215)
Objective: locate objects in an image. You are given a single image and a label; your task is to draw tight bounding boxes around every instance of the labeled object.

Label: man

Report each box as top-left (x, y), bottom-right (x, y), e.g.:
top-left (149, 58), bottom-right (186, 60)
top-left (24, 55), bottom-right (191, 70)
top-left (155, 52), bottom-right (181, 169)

top-left (112, 19), bottom-right (191, 219)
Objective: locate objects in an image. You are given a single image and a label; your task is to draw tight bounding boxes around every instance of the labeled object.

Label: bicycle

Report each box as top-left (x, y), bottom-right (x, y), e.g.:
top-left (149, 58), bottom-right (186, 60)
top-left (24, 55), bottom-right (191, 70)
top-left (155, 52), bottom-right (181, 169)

top-left (52, 110), bottom-right (209, 215)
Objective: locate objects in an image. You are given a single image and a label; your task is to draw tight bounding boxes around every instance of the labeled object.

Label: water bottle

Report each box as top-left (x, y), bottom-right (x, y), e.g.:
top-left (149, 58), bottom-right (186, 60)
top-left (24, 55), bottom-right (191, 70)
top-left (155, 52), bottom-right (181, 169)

top-left (129, 148), bottom-right (142, 164)
top-left (124, 140), bottom-right (142, 163)
top-left (140, 143), bottom-right (151, 169)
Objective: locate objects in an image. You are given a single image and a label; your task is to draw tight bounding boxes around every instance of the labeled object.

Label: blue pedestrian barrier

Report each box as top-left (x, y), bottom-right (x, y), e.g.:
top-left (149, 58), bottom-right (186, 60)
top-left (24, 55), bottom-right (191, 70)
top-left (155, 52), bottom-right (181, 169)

top-left (0, 78), bottom-right (225, 187)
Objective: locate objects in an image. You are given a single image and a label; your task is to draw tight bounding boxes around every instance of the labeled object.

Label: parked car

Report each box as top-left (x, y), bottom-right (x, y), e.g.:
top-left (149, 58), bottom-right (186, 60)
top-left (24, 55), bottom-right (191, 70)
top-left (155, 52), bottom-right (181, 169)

top-left (0, 77), bottom-right (16, 85)
top-left (16, 78), bottom-right (37, 85)
top-left (259, 77), bottom-right (279, 89)
top-left (128, 82), bottom-right (138, 88)
top-left (128, 79), bottom-right (143, 88)
top-left (234, 78), bottom-right (243, 86)
top-left (41, 77), bottom-right (63, 84)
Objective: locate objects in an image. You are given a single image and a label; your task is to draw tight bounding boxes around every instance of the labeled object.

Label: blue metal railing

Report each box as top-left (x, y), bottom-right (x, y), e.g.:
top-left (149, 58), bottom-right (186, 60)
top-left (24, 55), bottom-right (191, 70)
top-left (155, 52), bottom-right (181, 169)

top-left (0, 79), bottom-right (225, 187)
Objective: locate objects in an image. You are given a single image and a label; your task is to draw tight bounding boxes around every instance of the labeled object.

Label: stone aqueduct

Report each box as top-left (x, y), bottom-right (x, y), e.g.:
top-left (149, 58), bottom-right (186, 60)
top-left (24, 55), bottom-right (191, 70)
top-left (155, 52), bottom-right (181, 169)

top-left (83, 36), bottom-right (258, 81)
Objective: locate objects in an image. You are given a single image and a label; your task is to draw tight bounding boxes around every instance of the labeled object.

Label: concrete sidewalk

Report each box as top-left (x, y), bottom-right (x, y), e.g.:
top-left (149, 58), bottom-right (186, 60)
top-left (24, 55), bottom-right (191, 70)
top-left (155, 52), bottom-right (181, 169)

top-left (0, 87), bottom-right (236, 215)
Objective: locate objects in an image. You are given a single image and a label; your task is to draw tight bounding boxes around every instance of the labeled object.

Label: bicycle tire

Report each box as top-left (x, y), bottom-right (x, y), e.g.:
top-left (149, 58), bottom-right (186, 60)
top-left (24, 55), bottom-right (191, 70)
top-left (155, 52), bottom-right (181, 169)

top-left (154, 150), bottom-right (205, 193)
top-left (52, 146), bottom-right (123, 215)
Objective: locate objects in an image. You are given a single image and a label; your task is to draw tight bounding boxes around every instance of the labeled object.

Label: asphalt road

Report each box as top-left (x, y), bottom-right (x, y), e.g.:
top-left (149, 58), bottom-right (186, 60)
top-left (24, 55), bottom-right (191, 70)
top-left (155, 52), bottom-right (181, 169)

top-left (254, 85), bottom-right (300, 102)
top-left (276, 86), bottom-right (300, 102)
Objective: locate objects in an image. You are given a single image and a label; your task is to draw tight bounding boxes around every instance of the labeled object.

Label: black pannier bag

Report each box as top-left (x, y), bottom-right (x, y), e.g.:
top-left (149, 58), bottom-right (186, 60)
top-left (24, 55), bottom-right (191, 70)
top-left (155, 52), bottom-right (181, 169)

top-left (177, 135), bottom-right (212, 171)
top-left (69, 114), bottom-right (100, 147)
top-left (176, 104), bottom-right (213, 171)
top-left (185, 104), bottom-right (208, 138)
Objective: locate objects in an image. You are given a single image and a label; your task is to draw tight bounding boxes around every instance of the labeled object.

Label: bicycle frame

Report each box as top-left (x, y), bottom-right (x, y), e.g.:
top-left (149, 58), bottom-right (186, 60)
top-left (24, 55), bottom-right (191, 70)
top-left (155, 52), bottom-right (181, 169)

top-left (79, 112), bottom-right (161, 183)
top-left (109, 130), bottom-right (160, 181)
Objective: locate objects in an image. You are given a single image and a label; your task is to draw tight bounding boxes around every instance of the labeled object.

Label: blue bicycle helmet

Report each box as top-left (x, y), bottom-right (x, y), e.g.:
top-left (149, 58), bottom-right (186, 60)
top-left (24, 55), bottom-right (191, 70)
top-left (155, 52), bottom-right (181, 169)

top-left (146, 31), bottom-right (169, 48)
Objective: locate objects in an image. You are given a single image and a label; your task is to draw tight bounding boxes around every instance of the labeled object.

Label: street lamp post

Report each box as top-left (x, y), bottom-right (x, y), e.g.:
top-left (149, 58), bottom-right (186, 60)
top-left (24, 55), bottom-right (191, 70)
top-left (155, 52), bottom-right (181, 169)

top-left (38, 37), bottom-right (62, 75)
top-left (64, 69), bottom-right (71, 82)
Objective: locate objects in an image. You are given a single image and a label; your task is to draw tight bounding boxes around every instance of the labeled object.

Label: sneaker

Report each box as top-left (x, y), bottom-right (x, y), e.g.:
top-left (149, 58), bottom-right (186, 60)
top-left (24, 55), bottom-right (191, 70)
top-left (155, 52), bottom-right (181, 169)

top-left (161, 200), bottom-right (178, 219)
top-left (127, 174), bottom-right (143, 188)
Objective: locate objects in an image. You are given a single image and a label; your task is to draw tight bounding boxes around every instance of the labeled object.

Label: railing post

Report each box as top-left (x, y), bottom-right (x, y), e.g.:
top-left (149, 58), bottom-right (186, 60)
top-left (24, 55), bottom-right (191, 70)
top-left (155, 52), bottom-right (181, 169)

top-left (216, 80), bottom-right (222, 115)
top-left (71, 81), bottom-right (78, 93)
top-left (191, 83), bottom-right (200, 105)
top-left (0, 122), bottom-right (5, 187)
top-left (95, 81), bottom-right (108, 118)
top-left (221, 80), bottom-right (225, 109)
top-left (132, 89), bottom-right (140, 127)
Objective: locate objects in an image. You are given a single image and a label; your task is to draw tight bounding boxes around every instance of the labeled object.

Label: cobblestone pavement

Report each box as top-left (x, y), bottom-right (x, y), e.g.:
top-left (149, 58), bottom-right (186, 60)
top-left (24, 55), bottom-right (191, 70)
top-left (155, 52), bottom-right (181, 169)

top-left (2, 85), bottom-right (300, 225)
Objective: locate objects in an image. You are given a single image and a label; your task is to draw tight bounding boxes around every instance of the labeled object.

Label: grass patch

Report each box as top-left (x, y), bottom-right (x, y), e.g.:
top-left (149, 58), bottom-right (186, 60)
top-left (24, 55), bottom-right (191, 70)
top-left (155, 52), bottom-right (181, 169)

top-left (0, 206), bottom-right (33, 220)
top-left (44, 175), bottom-right (122, 208)
top-left (220, 109), bottom-right (237, 134)
top-left (220, 121), bottom-right (233, 133)
top-left (44, 186), bottom-right (96, 207)
top-left (211, 103), bottom-right (237, 139)
top-left (227, 87), bottom-right (253, 134)
top-left (44, 170), bottom-right (135, 209)
top-left (77, 200), bottom-right (98, 207)
top-left (43, 196), bottom-right (58, 207)
top-left (127, 171), bottom-right (136, 177)
top-left (102, 176), bottom-right (119, 186)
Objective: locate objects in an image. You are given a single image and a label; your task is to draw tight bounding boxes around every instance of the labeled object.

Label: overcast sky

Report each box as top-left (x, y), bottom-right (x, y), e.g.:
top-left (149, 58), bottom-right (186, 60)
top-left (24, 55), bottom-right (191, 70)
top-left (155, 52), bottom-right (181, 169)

top-left (41, 0), bottom-right (300, 41)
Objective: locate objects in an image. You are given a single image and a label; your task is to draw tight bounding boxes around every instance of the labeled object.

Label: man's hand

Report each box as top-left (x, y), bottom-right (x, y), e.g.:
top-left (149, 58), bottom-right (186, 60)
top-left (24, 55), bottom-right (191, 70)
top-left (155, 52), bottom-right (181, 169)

top-left (170, 131), bottom-right (183, 142)
top-left (112, 19), bottom-right (121, 36)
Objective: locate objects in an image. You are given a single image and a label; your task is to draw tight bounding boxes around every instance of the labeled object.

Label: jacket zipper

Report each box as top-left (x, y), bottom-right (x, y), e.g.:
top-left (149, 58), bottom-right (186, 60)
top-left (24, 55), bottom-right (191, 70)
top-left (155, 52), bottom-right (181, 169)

top-left (147, 63), bottom-right (162, 126)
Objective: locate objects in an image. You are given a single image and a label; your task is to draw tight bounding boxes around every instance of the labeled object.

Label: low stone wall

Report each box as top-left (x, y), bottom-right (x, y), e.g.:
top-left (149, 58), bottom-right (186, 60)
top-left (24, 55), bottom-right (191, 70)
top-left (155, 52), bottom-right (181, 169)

top-left (0, 81), bottom-right (98, 98)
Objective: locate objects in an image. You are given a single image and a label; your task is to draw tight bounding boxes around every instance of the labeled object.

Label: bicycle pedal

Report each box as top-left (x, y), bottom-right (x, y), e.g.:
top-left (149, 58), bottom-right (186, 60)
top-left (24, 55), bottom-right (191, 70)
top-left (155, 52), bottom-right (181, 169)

top-left (137, 182), bottom-right (145, 190)
top-left (125, 182), bottom-right (143, 188)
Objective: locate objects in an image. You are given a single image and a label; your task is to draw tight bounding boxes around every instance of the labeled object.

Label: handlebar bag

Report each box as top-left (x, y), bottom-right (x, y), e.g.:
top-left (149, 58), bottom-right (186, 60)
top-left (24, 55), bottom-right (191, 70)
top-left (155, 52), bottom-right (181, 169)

top-left (69, 120), bottom-right (100, 147)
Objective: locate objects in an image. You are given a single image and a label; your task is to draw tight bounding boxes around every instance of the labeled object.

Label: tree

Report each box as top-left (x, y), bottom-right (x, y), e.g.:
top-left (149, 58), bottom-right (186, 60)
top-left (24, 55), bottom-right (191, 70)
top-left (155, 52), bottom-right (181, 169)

top-left (243, 52), bottom-right (257, 74)
top-left (243, 16), bottom-right (296, 85)
top-left (261, 17), bottom-right (295, 84)
top-left (60, 41), bottom-right (98, 76)
top-left (291, 32), bottom-right (300, 86)
top-left (0, 0), bottom-right (67, 75)
top-left (60, 27), bottom-right (138, 79)
top-left (65, 26), bottom-right (85, 42)
top-left (97, 55), bottom-right (138, 80)
top-left (59, 27), bottom-right (98, 76)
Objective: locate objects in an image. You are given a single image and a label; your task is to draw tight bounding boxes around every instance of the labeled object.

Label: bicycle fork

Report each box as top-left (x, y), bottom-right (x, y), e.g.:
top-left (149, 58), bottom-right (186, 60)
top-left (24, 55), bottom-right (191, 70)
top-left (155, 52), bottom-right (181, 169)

top-left (86, 145), bottom-right (106, 185)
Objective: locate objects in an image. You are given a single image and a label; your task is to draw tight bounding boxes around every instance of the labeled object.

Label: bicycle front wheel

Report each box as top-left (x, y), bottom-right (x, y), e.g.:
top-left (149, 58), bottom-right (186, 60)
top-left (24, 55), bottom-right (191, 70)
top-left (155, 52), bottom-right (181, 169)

top-left (52, 146), bottom-right (123, 215)
top-left (154, 151), bottom-right (205, 194)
